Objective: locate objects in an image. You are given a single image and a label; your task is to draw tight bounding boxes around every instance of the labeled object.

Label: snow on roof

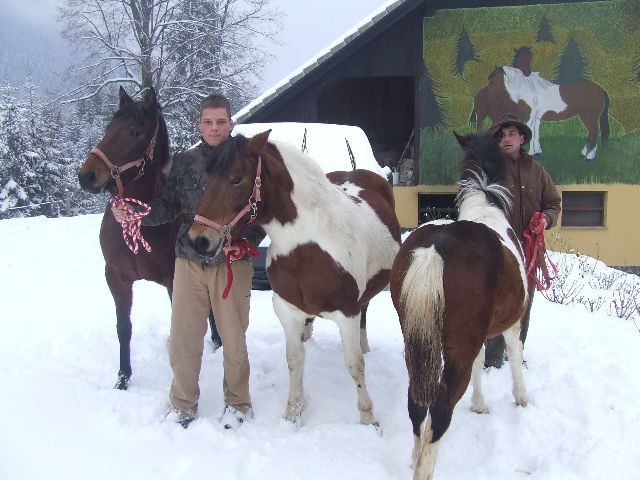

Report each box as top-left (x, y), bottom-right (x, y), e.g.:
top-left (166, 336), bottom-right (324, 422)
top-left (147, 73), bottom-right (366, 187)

top-left (233, 122), bottom-right (389, 178)
top-left (233, 0), bottom-right (405, 123)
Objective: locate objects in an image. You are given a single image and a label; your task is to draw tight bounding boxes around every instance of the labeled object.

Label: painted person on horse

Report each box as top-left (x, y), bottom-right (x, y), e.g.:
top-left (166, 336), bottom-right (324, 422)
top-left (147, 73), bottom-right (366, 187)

top-left (112, 94), bottom-right (266, 429)
top-left (484, 114), bottom-right (561, 369)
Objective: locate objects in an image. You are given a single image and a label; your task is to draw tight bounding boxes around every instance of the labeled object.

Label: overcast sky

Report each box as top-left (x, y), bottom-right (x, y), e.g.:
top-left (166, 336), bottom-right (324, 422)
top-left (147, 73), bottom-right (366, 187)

top-left (0, 0), bottom-right (387, 95)
top-left (262, 0), bottom-right (387, 89)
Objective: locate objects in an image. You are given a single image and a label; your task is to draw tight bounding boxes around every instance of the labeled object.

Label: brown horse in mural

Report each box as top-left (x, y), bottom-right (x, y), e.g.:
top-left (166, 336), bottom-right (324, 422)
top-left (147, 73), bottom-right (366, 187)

top-left (471, 62), bottom-right (610, 163)
top-left (78, 87), bottom-right (220, 390)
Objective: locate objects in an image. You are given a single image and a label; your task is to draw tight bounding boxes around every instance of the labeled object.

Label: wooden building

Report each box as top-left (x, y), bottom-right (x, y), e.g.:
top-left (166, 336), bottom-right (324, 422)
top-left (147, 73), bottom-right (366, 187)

top-left (235, 0), bottom-right (640, 271)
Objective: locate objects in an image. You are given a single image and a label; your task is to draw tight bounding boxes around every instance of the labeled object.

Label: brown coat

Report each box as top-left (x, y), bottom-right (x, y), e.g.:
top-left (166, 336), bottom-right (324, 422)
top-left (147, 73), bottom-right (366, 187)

top-left (503, 152), bottom-right (561, 241)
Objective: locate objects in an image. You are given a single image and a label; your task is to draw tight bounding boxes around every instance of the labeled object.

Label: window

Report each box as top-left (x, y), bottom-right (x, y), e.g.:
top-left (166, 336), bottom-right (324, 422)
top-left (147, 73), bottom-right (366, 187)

top-left (561, 191), bottom-right (605, 227)
top-left (418, 193), bottom-right (458, 224)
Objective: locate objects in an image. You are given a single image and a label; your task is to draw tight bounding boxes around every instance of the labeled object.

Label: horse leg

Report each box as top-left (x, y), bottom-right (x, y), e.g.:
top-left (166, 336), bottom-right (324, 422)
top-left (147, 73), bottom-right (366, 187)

top-left (527, 115), bottom-right (542, 156)
top-left (302, 317), bottom-right (314, 342)
top-left (503, 324), bottom-right (528, 407)
top-left (414, 356), bottom-right (473, 480)
top-left (208, 310), bottom-right (222, 351)
top-left (336, 313), bottom-right (376, 425)
top-left (273, 294), bottom-right (307, 423)
top-left (106, 267), bottom-right (134, 390)
top-left (470, 345), bottom-right (489, 414)
top-left (360, 302), bottom-right (370, 354)
top-left (579, 112), bottom-right (599, 163)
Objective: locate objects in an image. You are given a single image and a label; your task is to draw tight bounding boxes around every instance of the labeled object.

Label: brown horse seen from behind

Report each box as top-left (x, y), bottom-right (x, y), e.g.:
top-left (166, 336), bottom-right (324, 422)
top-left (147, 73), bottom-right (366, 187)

top-left (390, 131), bottom-right (529, 480)
top-left (78, 87), bottom-right (219, 390)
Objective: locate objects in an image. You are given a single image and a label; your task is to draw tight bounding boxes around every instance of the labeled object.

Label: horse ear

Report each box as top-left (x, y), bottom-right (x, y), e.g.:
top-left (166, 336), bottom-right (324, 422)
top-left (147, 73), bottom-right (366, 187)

top-left (119, 86), bottom-right (133, 108)
top-left (247, 130), bottom-right (272, 156)
top-left (143, 87), bottom-right (158, 112)
top-left (453, 131), bottom-right (471, 150)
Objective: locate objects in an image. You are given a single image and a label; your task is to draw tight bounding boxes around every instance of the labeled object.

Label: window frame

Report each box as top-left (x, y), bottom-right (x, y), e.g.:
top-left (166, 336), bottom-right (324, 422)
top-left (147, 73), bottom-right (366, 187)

top-left (560, 191), bottom-right (605, 228)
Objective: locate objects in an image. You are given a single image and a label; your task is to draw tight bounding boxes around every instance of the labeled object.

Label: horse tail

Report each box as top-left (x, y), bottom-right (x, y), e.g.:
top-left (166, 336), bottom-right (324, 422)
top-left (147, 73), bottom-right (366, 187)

top-left (469, 108), bottom-right (477, 129)
top-left (400, 245), bottom-right (444, 407)
top-left (600, 91), bottom-right (610, 147)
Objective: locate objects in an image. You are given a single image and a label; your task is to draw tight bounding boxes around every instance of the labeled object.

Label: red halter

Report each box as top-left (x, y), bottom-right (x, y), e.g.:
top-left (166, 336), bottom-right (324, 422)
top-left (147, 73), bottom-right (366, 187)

top-left (91, 122), bottom-right (160, 198)
top-left (193, 156), bottom-right (262, 246)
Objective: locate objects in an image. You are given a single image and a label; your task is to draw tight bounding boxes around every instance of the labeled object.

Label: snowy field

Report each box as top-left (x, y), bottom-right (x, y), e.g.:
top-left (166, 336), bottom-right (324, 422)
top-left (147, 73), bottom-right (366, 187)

top-left (1, 214), bottom-right (639, 480)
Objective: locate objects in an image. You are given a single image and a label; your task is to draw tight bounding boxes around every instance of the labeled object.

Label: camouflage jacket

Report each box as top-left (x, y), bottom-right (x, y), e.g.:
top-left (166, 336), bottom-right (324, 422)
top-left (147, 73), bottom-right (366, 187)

top-left (142, 139), bottom-right (265, 266)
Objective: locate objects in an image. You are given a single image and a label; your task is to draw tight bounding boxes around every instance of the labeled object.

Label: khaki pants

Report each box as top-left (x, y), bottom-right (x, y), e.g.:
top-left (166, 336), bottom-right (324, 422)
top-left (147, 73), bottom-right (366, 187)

top-left (169, 257), bottom-right (253, 414)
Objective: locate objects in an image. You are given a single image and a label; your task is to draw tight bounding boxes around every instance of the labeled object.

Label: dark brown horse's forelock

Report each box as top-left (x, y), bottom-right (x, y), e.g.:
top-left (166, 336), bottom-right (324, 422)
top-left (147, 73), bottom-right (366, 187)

top-left (204, 134), bottom-right (249, 177)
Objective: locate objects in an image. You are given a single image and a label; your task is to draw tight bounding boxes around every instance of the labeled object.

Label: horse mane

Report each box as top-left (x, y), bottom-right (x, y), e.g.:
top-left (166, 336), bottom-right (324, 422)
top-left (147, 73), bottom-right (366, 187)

top-left (204, 134), bottom-right (249, 176)
top-left (456, 131), bottom-right (511, 215)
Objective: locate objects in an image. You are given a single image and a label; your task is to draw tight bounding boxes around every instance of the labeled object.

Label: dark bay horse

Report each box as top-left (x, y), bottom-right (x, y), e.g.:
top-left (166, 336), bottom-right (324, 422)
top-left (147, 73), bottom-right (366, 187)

top-left (390, 131), bottom-right (529, 480)
top-left (188, 131), bottom-right (401, 426)
top-left (78, 86), bottom-right (219, 390)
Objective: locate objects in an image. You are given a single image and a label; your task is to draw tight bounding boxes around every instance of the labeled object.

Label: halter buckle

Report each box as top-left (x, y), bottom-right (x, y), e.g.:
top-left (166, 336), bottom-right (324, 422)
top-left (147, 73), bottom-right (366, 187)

top-left (110, 165), bottom-right (121, 178)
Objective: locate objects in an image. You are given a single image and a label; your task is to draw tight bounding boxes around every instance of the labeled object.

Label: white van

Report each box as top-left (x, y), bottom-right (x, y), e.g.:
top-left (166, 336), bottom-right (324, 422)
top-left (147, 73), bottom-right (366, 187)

top-left (232, 122), bottom-right (389, 178)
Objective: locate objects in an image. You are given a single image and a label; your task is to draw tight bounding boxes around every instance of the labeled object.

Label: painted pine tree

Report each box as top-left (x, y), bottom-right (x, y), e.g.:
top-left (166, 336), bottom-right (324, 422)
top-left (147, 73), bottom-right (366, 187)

top-left (535, 15), bottom-right (556, 44)
top-left (554, 36), bottom-right (590, 84)
top-left (421, 62), bottom-right (450, 130)
top-left (450, 27), bottom-right (480, 79)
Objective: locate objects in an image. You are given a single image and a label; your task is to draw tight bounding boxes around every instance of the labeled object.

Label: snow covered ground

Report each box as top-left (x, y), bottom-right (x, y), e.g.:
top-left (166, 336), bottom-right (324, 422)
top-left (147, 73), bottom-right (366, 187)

top-left (1, 214), bottom-right (639, 480)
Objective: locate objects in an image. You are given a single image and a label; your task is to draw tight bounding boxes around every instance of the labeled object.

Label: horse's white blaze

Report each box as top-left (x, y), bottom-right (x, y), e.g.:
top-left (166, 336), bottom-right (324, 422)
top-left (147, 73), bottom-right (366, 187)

top-left (501, 66), bottom-right (568, 155)
top-left (264, 140), bottom-right (399, 297)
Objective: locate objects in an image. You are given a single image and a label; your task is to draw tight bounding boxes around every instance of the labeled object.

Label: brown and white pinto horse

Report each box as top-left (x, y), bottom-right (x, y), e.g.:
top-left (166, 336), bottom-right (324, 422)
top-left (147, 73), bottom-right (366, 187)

top-left (78, 86), bottom-right (220, 390)
top-left (390, 131), bottom-right (529, 480)
top-left (188, 131), bottom-right (401, 426)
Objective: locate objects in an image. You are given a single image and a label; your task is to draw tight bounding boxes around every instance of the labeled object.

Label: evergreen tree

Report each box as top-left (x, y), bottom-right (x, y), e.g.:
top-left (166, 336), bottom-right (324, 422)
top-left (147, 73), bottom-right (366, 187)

top-left (535, 15), bottom-right (556, 44)
top-left (421, 62), bottom-right (450, 131)
top-left (632, 57), bottom-right (640, 85)
top-left (553, 36), bottom-right (590, 84)
top-left (450, 27), bottom-right (480, 79)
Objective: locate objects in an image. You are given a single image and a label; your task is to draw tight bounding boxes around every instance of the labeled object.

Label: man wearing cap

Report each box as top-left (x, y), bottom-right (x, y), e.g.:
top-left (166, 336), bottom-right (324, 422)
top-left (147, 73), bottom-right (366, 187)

top-left (484, 114), bottom-right (561, 369)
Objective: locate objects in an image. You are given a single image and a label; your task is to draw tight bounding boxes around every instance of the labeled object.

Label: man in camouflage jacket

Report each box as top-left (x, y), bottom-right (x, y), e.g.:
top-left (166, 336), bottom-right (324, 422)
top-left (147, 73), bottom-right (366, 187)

top-left (113, 94), bottom-right (265, 429)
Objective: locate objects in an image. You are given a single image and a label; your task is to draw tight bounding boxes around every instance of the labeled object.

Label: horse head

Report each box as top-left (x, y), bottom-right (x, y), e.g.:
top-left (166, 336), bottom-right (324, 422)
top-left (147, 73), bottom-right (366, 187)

top-left (188, 131), bottom-right (272, 257)
top-left (512, 46), bottom-right (533, 76)
top-left (454, 130), bottom-right (511, 214)
top-left (78, 86), bottom-right (168, 197)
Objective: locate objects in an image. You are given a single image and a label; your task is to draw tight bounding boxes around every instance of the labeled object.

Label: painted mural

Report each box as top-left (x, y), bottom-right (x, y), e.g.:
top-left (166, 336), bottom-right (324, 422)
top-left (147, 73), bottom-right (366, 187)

top-left (419, 0), bottom-right (640, 185)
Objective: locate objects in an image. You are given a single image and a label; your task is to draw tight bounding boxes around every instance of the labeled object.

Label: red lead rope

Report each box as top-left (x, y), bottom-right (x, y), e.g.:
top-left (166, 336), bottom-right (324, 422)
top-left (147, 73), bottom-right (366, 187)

top-left (523, 211), bottom-right (558, 291)
top-left (109, 196), bottom-right (152, 254)
top-left (222, 238), bottom-right (260, 299)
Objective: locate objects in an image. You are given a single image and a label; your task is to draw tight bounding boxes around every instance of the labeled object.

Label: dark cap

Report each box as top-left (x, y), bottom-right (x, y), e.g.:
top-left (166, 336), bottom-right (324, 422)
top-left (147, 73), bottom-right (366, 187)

top-left (492, 114), bottom-right (532, 144)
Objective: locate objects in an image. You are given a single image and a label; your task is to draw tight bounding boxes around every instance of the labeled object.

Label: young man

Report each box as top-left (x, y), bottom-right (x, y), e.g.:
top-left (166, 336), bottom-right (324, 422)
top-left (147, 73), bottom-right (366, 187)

top-left (484, 114), bottom-right (561, 369)
top-left (112, 94), bottom-right (265, 428)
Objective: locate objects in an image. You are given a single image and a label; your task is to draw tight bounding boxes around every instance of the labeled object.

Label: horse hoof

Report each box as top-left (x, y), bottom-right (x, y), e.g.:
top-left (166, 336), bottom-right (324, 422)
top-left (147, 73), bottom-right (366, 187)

top-left (471, 405), bottom-right (490, 414)
top-left (371, 421), bottom-right (383, 436)
top-left (115, 374), bottom-right (130, 390)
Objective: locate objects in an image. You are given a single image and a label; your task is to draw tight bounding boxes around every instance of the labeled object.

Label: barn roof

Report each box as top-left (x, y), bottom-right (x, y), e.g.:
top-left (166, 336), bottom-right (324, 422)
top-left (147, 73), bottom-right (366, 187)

top-left (234, 0), bottom-right (426, 123)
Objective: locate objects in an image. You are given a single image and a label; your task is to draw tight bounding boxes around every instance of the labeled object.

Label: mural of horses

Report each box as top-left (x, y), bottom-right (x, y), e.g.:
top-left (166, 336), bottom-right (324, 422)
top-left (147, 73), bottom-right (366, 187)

top-left (188, 131), bottom-right (401, 426)
top-left (78, 86), bottom-right (220, 390)
top-left (480, 64), bottom-right (610, 162)
top-left (469, 48), bottom-right (536, 130)
top-left (390, 130), bottom-right (529, 480)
